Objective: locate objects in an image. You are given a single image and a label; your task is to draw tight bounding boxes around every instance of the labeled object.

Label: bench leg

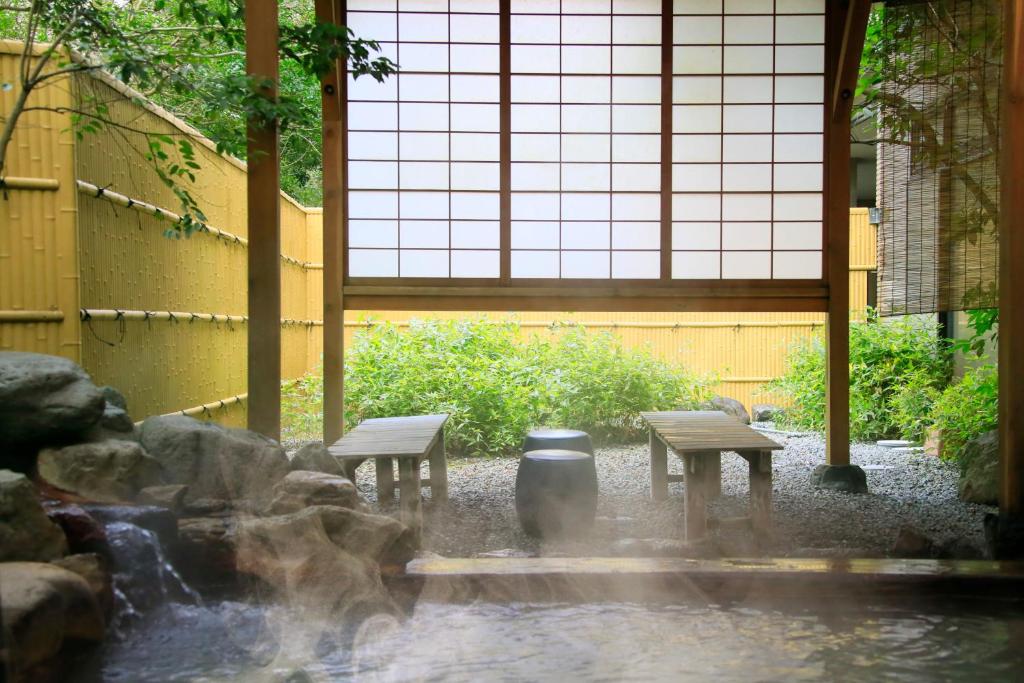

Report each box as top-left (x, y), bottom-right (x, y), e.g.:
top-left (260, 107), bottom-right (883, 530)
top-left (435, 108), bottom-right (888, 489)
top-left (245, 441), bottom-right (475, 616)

top-left (746, 450), bottom-right (773, 535)
top-left (398, 457), bottom-right (423, 543)
top-left (428, 436), bottom-right (448, 503)
top-left (376, 457), bottom-right (395, 504)
top-left (682, 452), bottom-right (708, 542)
top-left (706, 451), bottom-right (722, 499)
top-left (650, 430), bottom-right (669, 501)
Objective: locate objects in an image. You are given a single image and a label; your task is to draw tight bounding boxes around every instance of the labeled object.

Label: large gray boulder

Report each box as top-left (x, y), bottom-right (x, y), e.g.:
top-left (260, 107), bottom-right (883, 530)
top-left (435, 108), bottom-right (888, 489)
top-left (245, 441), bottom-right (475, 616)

top-left (751, 403), bottom-right (783, 423)
top-left (37, 440), bottom-right (164, 503)
top-left (1, 470), bottom-right (68, 562)
top-left (701, 396), bottom-right (751, 424)
top-left (265, 470), bottom-right (362, 515)
top-left (0, 352), bottom-right (105, 447)
top-left (289, 441), bottom-right (345, 476)
top-left (139, 414), bottom-right (290, 507)
top-left (959, 430), bottom-right (999, 505)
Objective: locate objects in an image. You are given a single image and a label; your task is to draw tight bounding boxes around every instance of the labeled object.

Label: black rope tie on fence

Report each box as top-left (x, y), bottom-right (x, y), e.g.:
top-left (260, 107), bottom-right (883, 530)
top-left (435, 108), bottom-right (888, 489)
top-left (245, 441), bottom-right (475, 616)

top-left (167, 311), bottom-right (178, 324)
top-left (143, 310), bottom-right (153, 331)
top-left (80, 308), bottom-right (126, 347)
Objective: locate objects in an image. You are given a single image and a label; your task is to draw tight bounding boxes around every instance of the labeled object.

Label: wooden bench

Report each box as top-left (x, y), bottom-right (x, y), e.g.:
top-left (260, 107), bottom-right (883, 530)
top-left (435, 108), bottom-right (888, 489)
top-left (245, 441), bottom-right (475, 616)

top-left (641, 411), bottom-right (782, 542)
top-left (328, 414), bottom-right (449, 539)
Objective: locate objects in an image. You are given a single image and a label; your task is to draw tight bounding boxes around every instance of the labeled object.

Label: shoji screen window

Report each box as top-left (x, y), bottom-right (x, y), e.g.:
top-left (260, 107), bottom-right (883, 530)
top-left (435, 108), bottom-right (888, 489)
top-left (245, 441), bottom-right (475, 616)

top-left (510, 0), bottom-right (662, 279)
top-left (671, 0), bottom-right (825, 279)
top-left (346, 1), bottom-right (501, 278)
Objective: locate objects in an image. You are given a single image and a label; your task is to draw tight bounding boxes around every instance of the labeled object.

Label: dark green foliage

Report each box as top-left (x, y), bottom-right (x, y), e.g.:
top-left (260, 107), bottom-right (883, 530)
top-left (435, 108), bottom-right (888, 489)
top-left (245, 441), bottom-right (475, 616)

top-left (930, 363), bottom-right (998, 462)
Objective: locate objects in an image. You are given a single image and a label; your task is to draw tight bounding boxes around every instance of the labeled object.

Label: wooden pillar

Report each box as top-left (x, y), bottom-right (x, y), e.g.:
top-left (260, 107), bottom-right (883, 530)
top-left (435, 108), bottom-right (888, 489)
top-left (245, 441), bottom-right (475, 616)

top-left (246, 0), bottom-right (281, 441)
top-left (317, 0), bottom-right (346, 445)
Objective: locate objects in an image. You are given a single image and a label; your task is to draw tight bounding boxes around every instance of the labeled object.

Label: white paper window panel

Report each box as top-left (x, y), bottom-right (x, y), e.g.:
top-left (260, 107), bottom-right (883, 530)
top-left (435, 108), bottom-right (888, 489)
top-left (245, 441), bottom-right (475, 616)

top-left (350, 191), bottom-right (398, 219)
top-left (451, 133), bottom-right (500, 161)
top-left (451, 221), bottom-right (500, 249)
top-left (450, 13), bottom-right (501, 43)
top-left (349, 103), bottom-right (398, 131)
top-left (773, 221), bottom-right (822, 250)
top-left (399, 74), bottom-right (448, 102)
top-left (673, 164), bottom-right (721, 192)
top-left (722, 222), bottom-right (771, 250)
top-left (400, 221), bottom-right (449, 248)
top-left (673, 105), bottom-right (721, 134)
top-left (674, 0), bottom-right (722, 13)
top-left (562, 76), bottom-right (611, 103)
top-left (774, 134), bottom-right (823, 162)
top-left (564, 193), bottom-right (611, 220)
top-left (562, 251), bottom-right (611, 278)
top-left (350, 220), bottom-right (399, 248)
top-left (775, 105), bottom-right (823, 133)
top-left (563, 46), bottom-right (612, 74)
top-left (612, 193), bottom-right (661, 220)
top-left (722, 164), bottom-right (772, 192)
top-left (564, 106), bottom-right (612, 133)
top-left (776, 15), bottom-right (825, 45)
top-left (350, 249), bottom-right (399, 277)
top-left (562, 134), bottom-right (612, 162)
top-left (398, 13), bottom-right (448, 42)
top-left (512, 193), bottom-right (561, 220)
top-left (398, 44), bottom-right (448, 73)
top-left (562, 163), bottom-right (611, 191)
top-left (452, 163), bottom-right (501, 190)
top-left (673, 134), bottom-right (721, 162)
top-left (614, 0), bottom-right (661, 14)
top-left (399, 162), bottom-right (448, 190)
top-left (450, 76), bottom-right (500, 103)
top-left (613, 251), bottom-right (660, 279)
top-left (511, 104), bottom-right (560, 132)
top-left (773, 163), bottom-right (822, 192)
top-left (512, 221), bottom-right (560, 248)
top-left (613, 47), bottom-right (662, 74)
top-left (776, 0), bottom-right (825, 14)
top-left (452, 104), bottom-right (501, 132)
top-left (511, 45), bottom-right (561, 73)
top-left (672, 193), bottom-right (720, 221)
top-left (512, 0), bottom-right (560, 13)
top-left (511, 76), bottom-right (561, 103)
top-left (774, 76), bottom-right (824, 103)
top-left (722, 251), bottom-right (771, 279)
top-left (614, 16), bottom-right (661, 44)
top-left (350, 161), bottom-right (399, 189)
top-left (399, 0), bottom-right (446, 11)
top-left (723, 76), bottom-right (772, 104)
top-left (674, 77), bottom-right (722, 104)
top-left (400, 249), bottom-right (449, 277)
top-left (512, 163), bottom-right (561, 190)
top-left (513, 134), bottom-right (561, 161)
top-left (613, 77), bottom-right (661, 104)
top-left (451, 250), bottom-right (500, 278)
top-left (511, 250), bottom-right (560, 278)
top-left (613, 105), bottom-right (661, 133)
top-left (673, 47), bottom-right (722, 75)
top-left (564, 0), bottom-right (613, 13)
top-left (613, 163), bottom-right (661, 191)
top-left (722, 193), bottom-right (771, 220)
top-left (451, 45), bottom-right (501, 73)
top-left (776, 45), bottom-right (824, 74)
top-left (723, 105), bottom-right (772, 133)
top-left (773, 251), bottom-right (822, 279)
top-left (723, 46), bottom-right (774, 74)
top-left (722, 134), bottom-right (772, 162)
top-left (673, 16), bottom-right (722, 45)
top-left (348, 13), bottom-right (397, 42)
top-left (398, 132), bottom-right (447, 161)
top-left (672, 251), bottom-right (720, 279)
top-left (398, 192), bottom-right (449, 218)
top-left (452, 192), bottom-right (500, 219)
top-left (350, 0), bottom-right (395, 10)
top-left (614, 135), bottom-right (660, 162)
top-left (724, 0), bottom-right (772, 13)
top-left (349, 74), bottom-right (398, 101)
top-left (563, 16), bottom-right (611, 44)
top-left (613, 222), bottom-right (660, 249)
top-left (724, 16), bottom-right (773, 44)
top-left (451, 1), bottom-right (500, 12)
top-left (399, 103), bottom-right (448, 131)
top-left (673, 222), bottom-right (720, 249)
top-left (563, 222), bottom-right (611, 249)
top-left (511, 15), bottom-right (560, 43)
top-left (773, 193), bottom-right (822, 220)
top-left (349, 133), bottom-right (399, 160)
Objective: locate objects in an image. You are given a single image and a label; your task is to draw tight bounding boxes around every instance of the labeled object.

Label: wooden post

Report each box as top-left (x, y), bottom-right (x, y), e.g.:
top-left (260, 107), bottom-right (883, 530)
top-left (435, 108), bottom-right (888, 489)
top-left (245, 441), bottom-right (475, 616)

top-left (376, 457), bottom-right (395, 504)
top-left (245, 0), bottom-right (281, 441)
top-left (682, 452), bottom-right (707, 542)
top-left (428, 434), bottom-right (448, 503)
top-left (649, 429), bottom-right (668, 501)
top-left (398, 457), bottom-right (423, 543)
top-left (317, 0), bottom-right (346, 446)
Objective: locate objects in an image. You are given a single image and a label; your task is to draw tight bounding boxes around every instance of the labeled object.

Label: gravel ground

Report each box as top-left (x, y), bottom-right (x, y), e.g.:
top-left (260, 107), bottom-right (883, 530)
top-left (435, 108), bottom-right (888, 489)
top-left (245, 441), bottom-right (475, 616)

top-left (348, 428), bottom-right (995, 559)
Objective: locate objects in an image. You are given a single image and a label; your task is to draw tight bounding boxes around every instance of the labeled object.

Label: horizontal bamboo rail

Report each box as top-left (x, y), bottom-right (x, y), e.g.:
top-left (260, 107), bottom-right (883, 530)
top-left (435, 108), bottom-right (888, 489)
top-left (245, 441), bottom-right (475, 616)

top-left (0, 177), bottom-right (60, 191)
top-left (344, 320), bottom-right (826, 330)
top-left (132, 392), bottom-right (249, 425)
top-left (0, 310), bottom-right (65, 323)
top-left (79, 308), bottom-right (323, 326)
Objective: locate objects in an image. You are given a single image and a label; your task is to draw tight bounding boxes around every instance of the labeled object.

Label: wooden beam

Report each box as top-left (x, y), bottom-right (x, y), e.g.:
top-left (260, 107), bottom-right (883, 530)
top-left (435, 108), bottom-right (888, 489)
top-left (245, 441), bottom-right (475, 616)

top-left (245, 0), bottom-right (281, 441)
top-left (1000, 0), bottom-right (1024, 517)
top-left (317, 0), bottom-right (346, 445)
top-left (824, 0), bottom-right (870, 466)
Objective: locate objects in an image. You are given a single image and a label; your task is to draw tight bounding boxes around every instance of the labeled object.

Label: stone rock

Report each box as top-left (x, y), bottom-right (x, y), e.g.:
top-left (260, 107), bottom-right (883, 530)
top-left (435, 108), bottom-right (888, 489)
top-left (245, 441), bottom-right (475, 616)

top-left (139, 414), bottom-right (290, 507)
top-left (811, 464), bottom-right (868, 494)
top-left (81, 504), bottom-right (178, 549)
top-left (37, 440), bottom-right (164, 504)
top-left (44, 503), bottom-right (109, 557)
top-left (100, 385), bottom-right (127, 411)
top-left (0, 352), bottom-right (106, 448)
top-left (137, 484), bottom-right (189, 513)
top-left (100, 402), bottom-right (135, 434)
top-left (0, 562), bottom-right (105, 679)
top-left (174, 516), bottom-right (241, 590)
top-left (702, 396), bottom-right (751, 424)
top-left (289, 441), bottom-right (345, 477)
top-left (51, 552), bottom-right (114, 618)
top-left (958, 430), bottom-right (999, 505)
top-left (265, 470), bottom-right (361, 515)
top-left (751, 403), bottom-right (783, 423)
top-left (891, 525), bottom-right (935, 558)
top-left (0, 469), bottom-right (68, 562)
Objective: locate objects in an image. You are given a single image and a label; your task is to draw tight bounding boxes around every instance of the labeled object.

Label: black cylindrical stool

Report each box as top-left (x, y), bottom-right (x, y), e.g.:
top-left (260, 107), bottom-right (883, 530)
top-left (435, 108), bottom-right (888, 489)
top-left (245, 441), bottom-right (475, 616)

top-left (523, 428), bottom-right (593, 455)
top-left (515, 449), bottom-right (598, 538)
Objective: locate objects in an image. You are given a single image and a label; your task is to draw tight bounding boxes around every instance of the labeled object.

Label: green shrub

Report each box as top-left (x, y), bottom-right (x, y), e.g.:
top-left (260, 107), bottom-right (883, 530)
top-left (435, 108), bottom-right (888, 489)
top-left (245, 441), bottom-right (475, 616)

top-left (283, 318), bottom-right (711, 456)
top-left (930, 363), bottom-right (998, 461)
top-left (769, 311), bottom-right (951, 442)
